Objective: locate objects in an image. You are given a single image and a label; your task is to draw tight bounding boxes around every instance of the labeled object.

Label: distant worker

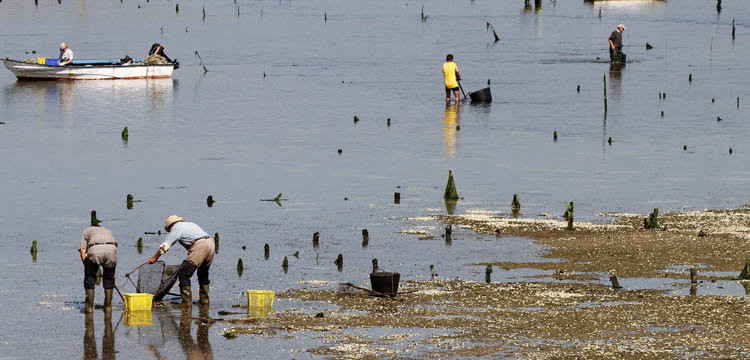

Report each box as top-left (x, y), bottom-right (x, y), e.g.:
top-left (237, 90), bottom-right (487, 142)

top-left (608, 24), bottom-right (626, 62)
top-left (149, 215), bottom-right (214, 308)
top-left (443, 54), bottom-right (462, 103)
top-left (80, 225), bottom-right (118, 313)
top-left (59, 42), bottom-right (73, 66)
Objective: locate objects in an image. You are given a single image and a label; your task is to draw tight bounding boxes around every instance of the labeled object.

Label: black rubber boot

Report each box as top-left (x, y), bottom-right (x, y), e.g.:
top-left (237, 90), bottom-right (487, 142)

top-left (199, 285), bottom-right (210, 307)
top-left (104, 289), bottom-right (113, 312)
top-left (85, 288), bottom-right (95, 313)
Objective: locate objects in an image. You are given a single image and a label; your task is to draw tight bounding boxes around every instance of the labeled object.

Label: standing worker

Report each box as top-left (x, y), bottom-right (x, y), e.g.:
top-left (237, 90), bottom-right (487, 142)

top-left (443, 54), bottom-right (462, 103)
top-left (80, 225), bottom-right (118, 313)
top-left (148, 215), bottom-right (214, 308)
top-left (59, 42), bottom-right (74, 66)
top-left (608, 24), bottom-right (626, 62)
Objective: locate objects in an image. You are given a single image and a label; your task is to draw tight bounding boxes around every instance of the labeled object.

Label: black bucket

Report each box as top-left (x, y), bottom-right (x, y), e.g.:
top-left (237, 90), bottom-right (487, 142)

top-left (468, 87), bottom-right (492, 102)
top-left (370, 271), bottom-right (400, 295)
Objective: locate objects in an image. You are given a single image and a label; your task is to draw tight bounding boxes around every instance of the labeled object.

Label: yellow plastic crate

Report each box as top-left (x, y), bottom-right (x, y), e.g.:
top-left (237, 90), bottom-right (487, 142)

top-left (124, 310), bottom-right (153, 327)
top-left (37, 57), bottom-right (45, 65)
top-left (247, 290), bottom-right (274, 309)
top-left (247, 306), bottom-right (273, 318)
top-left (123, 293), bottom-right (154, 311)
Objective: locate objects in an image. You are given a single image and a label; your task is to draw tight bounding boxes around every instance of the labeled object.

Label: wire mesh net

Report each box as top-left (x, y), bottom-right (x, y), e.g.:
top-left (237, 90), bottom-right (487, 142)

top-left (136, 261), bottom-right (181, 301)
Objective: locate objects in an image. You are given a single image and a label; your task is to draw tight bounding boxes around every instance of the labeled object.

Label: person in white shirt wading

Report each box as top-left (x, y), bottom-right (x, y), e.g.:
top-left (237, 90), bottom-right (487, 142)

top-left (149, 215), bottom-right (215, 308)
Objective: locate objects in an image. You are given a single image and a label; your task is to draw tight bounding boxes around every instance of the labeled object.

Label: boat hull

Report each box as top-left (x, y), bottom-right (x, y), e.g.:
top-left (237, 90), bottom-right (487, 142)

top-left (3, 59), bottom-right (173, 80)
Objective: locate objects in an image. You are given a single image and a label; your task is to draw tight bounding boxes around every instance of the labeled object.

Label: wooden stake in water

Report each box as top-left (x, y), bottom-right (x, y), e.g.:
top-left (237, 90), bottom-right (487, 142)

top-left (312, 232), bottom-right (320, 248)
top-left (603, 74), bottom-right (607, 113)
top-left (121, 127), bottom-right (128, 141)
top-left (91, 211), bottom-right (100, 227)
top-left (361, 229), bottom-right (369, 247)
top-left (202, 6), bottom-right (206, 21)
top-left (264, 243), bottom-right (270, 260)
top-left (610, 274), bottom-right (622, 289)
top-left (732, 18), bottom-right (736, 40)
top-left (689, 268), bottom-right (698, 284)
top-left (126, 194), bottom-right (134, 209)
top-left (137, 237), bottom-right (143, 253)
top-left (430, 264), bottom-right (435, 280)
top-left (444, 170), bottom-right (459, 200)
top-left (644, 208), bottom-right (660, 229)
top-left (175, 3), bottom-right (179, 13)
top-left (485, 265), bottom-right (492, 283)
top-left (282, 256), bottom-right (288, 273)
top-left (394, 192), bottom-right (401, 204)
top-left (206, 195), bottom-right (215, 207)
top-left (553, 131), bottom-right (558, 142)
top-left (372, 258), bottom-right (378, 273)
top-left (563, 202), bottom-right (574, 230)
top-left (334, 254), bottom-right (343, 271)
top-left (214, 233), bottom-right (219, 254)
top-left (237, 258), bottom-right (244, 277)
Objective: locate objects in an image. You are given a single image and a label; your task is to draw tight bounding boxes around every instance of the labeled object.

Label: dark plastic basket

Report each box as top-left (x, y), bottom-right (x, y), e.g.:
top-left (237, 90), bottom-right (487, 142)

top-left (468, 87), bottom-right (492, 102)
top-left (370, 271), bottom-right (400, 295)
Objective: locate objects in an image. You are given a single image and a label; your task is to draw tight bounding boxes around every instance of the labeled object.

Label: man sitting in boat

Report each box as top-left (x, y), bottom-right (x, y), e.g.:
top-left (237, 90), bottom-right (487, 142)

top-left (59, 42), bottom-right (73, 66)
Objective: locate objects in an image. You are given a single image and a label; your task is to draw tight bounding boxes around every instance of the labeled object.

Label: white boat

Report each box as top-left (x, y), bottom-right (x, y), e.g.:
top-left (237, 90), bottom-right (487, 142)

top-left (2, 58), bottom-right (175, 80)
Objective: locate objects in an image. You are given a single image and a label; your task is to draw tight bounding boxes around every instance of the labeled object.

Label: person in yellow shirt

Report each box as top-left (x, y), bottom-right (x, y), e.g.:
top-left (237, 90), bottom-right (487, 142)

top-left (442, 54), bottom-right (461, 103)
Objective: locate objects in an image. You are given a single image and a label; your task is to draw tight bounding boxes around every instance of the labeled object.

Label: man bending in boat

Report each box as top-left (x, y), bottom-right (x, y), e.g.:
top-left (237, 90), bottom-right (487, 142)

top-left (59, 42), bottom-right (73, 66)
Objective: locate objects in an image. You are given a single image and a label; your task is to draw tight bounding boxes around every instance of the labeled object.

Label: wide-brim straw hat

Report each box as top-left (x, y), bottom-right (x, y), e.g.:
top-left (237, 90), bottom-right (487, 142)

top-left (60, 42), bottom-right (67, 49)
top-left (165, 215), bottom-right (184, 231)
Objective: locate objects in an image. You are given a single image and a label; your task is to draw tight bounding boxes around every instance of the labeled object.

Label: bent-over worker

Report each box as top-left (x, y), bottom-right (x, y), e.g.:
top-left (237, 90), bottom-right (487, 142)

top-left (149, 215), bottom-right (214, 307)
top-left (59, 42), bottom-right (74, 66)
top-left (608, 24), bottom-right (626, 62)
top-left (80, 225), bottom-right (118, 313)
top-left (443, 54), bottom-right (461, 103)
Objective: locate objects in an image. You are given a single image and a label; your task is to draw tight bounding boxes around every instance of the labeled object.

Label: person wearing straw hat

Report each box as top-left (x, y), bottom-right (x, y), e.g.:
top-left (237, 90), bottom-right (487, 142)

top-left (79, 225), bottom-right (118, 313)
top-left (148, 215), bottom-right (215, 307)
top-left (59, 42), bottom-right (74, 66)
top-left (608, 24), bottom-right (626, 62)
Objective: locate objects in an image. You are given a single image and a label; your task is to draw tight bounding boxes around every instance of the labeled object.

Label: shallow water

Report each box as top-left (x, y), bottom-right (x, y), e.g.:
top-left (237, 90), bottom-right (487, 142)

top-left (2, 0), bottom-right (750, 357)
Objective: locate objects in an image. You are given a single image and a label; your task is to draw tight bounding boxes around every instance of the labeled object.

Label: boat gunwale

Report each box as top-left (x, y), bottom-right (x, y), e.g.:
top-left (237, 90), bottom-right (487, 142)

top-left (3, 58), bottom-right (175, 69)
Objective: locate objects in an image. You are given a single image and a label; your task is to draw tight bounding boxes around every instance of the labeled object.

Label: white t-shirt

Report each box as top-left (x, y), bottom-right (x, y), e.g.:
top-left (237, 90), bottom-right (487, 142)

top-left (60, 48), bottom-right (73, 62)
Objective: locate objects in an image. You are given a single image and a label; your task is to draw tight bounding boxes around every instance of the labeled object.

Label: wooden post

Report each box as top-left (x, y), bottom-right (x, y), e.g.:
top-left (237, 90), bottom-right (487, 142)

top-left (91, 211), bottom-right (100, 227)
top-left (563, 202), bottom-right (574, 230)
top-left (137, 237), bottom-right (143, 253)
top-left (121, 127), bottom-right (128, 141)
top-left (312, 232), bottom-right (320, 248)
top-left (237, 258), bottom-right (244, 277)
top-left (264, 243), bottom-right (270, 260)
top-left (610, 274), bottom-right (622, 289)
top-left (689, 268), bottom-right (697, 283)
top-left (334, 254), bottom-right (343, 271)
top-left (511, 194), bottom-right (521, 214)
top-left (213, 233), bottom-right (219, 253)
top-left (534, 0), bottom-right (541, 10)
top-left (206, 195), bottom-right (215, 207)
top-left (485, 265), bottom-right (492, 283)
top-left (282, 256), bottom-right (288, 273)
top-left (444, 170), bottom-right (459, 200)
top-left (362, 229), bottom-right (369, 247)
top-left (372, 258), bottom-right (378, 273)
top-left (603, 74), bottom-right (607, 114)
top-left (394, 192), bottom-right (401, 204)
top-left (430, 264), bottom-right (435, 280)
top-left (126, 194), bottom-right (134, 209)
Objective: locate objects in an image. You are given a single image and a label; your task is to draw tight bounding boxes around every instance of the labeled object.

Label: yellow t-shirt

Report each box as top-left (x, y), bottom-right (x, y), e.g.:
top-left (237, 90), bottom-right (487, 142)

top-left (443, 62), bottom-right (459, 89)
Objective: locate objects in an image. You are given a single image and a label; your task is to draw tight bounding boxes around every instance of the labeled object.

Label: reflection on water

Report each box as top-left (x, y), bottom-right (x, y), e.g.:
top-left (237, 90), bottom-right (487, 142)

top-left (3, 79), bottom-right (175, 112)
top-left (83, 312), bottom-right (116, 360)
top-left (583, 0), bottom-right (666, 12)
top-left (608, 62), bottom-right (624, 96)
top-left (141, 308), bottom-right (214, 360)
top-left (443, 103), bottom-right (460, 158)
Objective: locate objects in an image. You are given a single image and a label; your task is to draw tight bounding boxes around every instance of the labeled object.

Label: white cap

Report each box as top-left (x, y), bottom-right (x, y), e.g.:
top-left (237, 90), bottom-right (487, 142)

top-left (618, 24), bottom-right (626, 30)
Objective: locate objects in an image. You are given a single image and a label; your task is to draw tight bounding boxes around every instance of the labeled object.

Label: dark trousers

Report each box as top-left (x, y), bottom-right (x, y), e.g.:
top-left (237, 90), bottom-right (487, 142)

top-left (83, 259), bottom-right (116, 289)
top-left (610, 46), bottom-right (624, 62)
top-left (177, 260), bottom-right (211, 288)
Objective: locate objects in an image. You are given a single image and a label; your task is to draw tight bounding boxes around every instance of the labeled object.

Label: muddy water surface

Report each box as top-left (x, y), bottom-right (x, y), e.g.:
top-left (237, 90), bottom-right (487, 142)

top-left (1, 0), bottom-right (750, 358)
